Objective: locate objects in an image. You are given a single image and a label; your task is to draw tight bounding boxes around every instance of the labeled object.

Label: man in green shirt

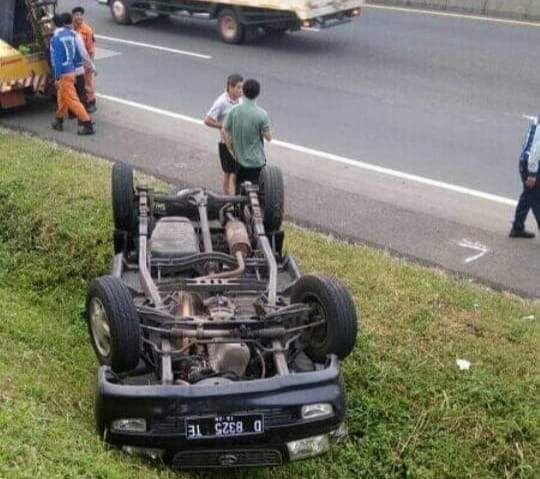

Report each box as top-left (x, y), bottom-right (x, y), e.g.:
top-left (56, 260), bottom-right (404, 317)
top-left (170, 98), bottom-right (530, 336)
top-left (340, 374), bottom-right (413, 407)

top-left (223, 79), bottom-right (272, 192)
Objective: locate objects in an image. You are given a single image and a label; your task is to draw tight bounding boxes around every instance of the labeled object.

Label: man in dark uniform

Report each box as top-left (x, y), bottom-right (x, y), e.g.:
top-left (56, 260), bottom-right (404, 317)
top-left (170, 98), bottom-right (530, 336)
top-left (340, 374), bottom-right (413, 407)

top-left (509, 116), bottom-right (540, 238)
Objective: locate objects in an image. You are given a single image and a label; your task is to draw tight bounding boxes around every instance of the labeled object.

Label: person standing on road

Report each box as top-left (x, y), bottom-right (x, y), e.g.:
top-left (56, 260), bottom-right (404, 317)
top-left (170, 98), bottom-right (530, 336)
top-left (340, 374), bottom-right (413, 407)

top-left (72, 6), bottom-right (97, 112)
top-left (223, 79), bottom-right (272, 193)
top-left (68, 12), bottom-right (96, 114)
top-left (50, 13), bottom-right (95, 135)
top-left (204, 74), bottom-right (243, 195)
top-left (509, 115), bottom-right (540, 238)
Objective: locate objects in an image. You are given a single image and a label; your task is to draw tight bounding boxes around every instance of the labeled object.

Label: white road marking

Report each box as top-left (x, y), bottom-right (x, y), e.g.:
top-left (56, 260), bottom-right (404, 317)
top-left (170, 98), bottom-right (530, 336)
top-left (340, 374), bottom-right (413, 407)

top-left (364, 4), bottom-right (540, 28)
top-left (95, 93), bottom-right (517, 207)
top-left (95, 34), bottom-right (212, 59)
top-left (94, 47), bottom-right (122, 61)
top-left (522, 114), bottom-right (537, 121)
top-left (457, 239), bottom-right (490, 264)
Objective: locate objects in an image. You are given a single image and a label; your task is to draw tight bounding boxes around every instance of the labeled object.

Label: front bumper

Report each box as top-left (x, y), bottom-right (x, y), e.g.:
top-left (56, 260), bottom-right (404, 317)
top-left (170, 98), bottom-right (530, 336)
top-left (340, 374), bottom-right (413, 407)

top-left (300, 8), bottom-right (362, 30)
top-left (96, 355), bottom-right (347, 468)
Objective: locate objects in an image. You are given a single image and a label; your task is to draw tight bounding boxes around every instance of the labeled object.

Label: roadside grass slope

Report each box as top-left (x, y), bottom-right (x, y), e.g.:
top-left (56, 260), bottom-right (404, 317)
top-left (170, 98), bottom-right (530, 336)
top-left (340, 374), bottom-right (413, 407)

top-left (0, 129), bottom-right (538, 479)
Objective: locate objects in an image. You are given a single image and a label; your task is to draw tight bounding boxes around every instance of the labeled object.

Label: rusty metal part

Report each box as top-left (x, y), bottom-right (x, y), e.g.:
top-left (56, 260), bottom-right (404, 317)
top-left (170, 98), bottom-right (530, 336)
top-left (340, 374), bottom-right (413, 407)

top-left (197, 251), bottom-right (245, 280)
top-left (225, 220), bottom-right (252, 257)
top-left (272, 340), bottom-right (289, 375)
top-left (178, 291), bottom-right (195, 317)
top-left (176, 291), bottom-right (194, 351)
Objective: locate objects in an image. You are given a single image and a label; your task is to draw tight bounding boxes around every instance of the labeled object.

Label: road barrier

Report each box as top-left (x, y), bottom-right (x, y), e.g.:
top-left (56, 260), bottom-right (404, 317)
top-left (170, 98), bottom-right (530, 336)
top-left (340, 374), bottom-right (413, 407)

top-left (367, 0), bottom-right (540, 22)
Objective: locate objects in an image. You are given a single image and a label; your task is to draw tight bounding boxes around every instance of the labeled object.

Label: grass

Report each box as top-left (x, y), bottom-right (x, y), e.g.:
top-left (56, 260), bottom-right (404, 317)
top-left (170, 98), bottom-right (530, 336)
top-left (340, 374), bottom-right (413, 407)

top-left (0, 128), bottom-right (538, 479)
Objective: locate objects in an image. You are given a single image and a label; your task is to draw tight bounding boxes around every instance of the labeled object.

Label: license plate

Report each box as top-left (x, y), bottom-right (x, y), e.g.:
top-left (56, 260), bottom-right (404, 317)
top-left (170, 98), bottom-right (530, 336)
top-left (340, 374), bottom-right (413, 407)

top-left (185, 413), bottom-right (264, 440)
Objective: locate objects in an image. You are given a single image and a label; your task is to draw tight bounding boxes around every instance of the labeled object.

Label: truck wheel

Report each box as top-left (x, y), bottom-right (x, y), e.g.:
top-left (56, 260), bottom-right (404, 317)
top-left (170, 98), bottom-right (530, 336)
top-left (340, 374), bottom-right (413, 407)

top-left (112, 161), bottom-right (137, 238)
top-left (110, 0), bottom-right (132, 25)
top-left (258, 164), bottom-right (284, 233)
top-left (217, 8), bottom-right (245, 44)
top-left (86, 275), bottom-right (140, 373)
top-left (292, 273), bottom-right (358, 362)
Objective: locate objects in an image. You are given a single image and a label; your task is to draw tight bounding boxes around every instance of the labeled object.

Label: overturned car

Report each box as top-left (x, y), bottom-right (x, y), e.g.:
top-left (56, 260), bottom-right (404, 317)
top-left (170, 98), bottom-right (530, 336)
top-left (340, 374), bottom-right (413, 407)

top-left (86, 161), bottom-right (358, 469)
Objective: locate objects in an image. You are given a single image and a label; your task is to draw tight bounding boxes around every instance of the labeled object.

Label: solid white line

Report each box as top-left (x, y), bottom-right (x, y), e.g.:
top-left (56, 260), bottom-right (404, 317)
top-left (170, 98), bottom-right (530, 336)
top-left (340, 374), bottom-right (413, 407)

top-left (97, 93), bottom-right (204, 125)
top-left (95, 34), bottom-right (212, 59)
top-left (95, 93), bottom-right (517, 207)
top-left (364, 4), bottom-right (540, 28)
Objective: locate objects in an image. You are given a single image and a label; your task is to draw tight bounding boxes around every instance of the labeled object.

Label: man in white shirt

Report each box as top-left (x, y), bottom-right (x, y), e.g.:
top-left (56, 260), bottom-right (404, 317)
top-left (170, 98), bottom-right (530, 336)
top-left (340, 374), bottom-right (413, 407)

top-left (204, 74), bottom-right (243, 195)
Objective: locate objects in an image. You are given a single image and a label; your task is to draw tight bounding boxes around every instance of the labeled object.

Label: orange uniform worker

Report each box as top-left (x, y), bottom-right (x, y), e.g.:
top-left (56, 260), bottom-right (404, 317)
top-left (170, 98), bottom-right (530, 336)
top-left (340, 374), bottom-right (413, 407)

top-left (72, 6), bottom-right (97, 112)
top-left (50, 13), bottom-right (95, 135)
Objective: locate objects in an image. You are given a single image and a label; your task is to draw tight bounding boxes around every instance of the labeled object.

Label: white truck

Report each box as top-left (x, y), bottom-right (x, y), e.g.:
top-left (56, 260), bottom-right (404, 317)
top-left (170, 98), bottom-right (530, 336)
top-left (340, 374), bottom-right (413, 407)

top-left (97, 0), bottom-right (363, 44)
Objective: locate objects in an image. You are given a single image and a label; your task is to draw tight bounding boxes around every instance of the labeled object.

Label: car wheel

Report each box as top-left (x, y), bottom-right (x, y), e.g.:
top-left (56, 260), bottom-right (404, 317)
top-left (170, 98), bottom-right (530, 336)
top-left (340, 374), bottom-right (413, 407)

top-left (292, 273), bottom-right (358, 362)
top-left (86, 275), bottom-right (140, 373)
top-left (112, 161), bottom-right (138, 242)
top-left (217, 8), bottom-right (245, 44)
top-left (110, 0), bottom-right (132, 25)
top-left (258, 164), bottom-right (284, 233)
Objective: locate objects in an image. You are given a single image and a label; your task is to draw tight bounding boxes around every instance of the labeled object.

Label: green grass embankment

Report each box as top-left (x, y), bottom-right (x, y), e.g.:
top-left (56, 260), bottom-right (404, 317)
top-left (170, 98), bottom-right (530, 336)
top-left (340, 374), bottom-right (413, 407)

top-left (0, 129), bottom-right (538, 478)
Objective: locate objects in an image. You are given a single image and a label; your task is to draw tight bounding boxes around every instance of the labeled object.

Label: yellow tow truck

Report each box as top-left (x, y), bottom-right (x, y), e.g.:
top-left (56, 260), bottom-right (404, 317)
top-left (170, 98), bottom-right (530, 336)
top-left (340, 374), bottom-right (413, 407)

top-left (0, 0), bottom-right (56, 110)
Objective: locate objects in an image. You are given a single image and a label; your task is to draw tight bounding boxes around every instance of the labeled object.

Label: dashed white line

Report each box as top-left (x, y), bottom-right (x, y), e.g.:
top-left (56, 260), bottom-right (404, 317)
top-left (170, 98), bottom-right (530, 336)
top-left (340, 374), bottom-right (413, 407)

top-left (95, 93), bottom-right (517, 207)
top-left (95, 34), bottom-right (212, 59)
top-left (364, 4), bottom-right (540, 28)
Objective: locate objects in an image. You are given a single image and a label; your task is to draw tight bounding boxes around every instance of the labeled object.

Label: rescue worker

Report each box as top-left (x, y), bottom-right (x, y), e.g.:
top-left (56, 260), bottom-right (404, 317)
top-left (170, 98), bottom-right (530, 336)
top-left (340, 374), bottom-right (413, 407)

top-left (223, 79), bottom-right (272, 193)
top-left (50, 13), bottom-right (94, 135)
top-left (72, 6), bottom-right (97, 112)
top-left (509, 115), bottom-right (540, 238)
top-left (204, 74), bottom-right (243, 195)
top-left (68, 20), bottom-right (96, 116)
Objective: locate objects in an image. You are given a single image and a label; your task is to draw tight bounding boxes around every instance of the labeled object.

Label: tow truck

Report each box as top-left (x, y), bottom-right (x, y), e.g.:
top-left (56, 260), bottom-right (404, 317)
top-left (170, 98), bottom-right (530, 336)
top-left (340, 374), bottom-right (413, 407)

top-left (0, 0), bottom-right (56, 110)
top-left (97, 0), bottom-right (364, 44)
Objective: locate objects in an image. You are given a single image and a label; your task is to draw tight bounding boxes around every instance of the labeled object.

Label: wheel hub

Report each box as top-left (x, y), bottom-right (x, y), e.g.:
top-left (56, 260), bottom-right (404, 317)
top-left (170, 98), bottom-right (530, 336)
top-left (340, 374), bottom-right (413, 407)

top-left (112, 1), bottom-right (126, 19)
top-left (89, 297), bottom-right (112, 358)
top-left (221, 16), bottom-right (237, 41)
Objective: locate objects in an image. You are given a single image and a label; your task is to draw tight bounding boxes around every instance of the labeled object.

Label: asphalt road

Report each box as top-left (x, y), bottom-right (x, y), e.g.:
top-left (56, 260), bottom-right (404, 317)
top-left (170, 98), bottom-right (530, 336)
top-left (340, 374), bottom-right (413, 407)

top-left (1, 2), bottom-right (539, 297)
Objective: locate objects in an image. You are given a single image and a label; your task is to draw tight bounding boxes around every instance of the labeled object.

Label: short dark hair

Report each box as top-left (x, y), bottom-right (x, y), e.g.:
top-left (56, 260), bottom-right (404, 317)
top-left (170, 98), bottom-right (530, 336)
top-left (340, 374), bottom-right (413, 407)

top-left (53, 13), bottom-right (72, 27)
top-left (72, 6), bottom-right (85, 15)
top-left (242, 79), bottom-right (260, 100)
top-left (63, 13), bottom-right (73, 26)
top-left (226, 74), bottom-right (243, 89)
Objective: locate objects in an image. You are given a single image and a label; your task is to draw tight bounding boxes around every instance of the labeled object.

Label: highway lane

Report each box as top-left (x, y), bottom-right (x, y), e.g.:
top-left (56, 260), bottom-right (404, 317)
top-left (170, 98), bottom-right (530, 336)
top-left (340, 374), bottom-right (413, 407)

top-left (1, 2), bottom-right (539, 296)
top-left (58, 0), bottom-right (540, 198)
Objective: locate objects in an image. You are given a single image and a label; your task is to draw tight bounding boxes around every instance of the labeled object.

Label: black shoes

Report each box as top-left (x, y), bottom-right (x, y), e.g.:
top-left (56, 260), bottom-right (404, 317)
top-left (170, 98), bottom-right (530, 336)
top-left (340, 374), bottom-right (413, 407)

top-left (77, 121), bottom-right (95, 136)
top-left (51, 117), bottom-right (64, 131)
top-left (509, 229), bottom-right (535, 239)
top-left (86, 101), bottom-right (97, 113)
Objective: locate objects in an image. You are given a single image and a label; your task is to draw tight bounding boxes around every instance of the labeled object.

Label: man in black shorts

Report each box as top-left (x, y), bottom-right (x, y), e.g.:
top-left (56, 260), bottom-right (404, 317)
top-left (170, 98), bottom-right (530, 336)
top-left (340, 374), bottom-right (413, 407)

top-left (204, 74), bottom-right (243, 194)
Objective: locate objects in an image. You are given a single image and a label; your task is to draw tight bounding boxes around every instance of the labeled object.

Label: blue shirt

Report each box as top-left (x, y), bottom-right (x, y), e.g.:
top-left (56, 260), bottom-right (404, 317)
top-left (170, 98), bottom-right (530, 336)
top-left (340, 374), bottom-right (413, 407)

top-left (50, 28), bottom-right (77, 81)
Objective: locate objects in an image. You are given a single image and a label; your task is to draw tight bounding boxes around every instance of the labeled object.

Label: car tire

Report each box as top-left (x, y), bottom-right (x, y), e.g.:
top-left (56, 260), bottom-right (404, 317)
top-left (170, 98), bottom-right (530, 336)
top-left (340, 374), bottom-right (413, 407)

top-left (110, 0), bottom-right (132, 25)
top-left (258, 164), bottom-right (284, 233)
top-left (112, 161), bottom-right (137, 236)
top-left (217, 8), bottom-right (245, 44)
top-left (86, 275), bottom-right (140, 373)
top-left (292, 273), bottom-right (358, 362)
top-left (113, 229), bottom-right (128, 254)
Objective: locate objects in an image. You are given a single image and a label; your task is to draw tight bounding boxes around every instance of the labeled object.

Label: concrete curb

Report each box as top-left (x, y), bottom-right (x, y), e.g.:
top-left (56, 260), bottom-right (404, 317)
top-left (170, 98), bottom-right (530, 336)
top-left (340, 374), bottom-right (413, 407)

top-left (367, 0), bottom-right (540, 22)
